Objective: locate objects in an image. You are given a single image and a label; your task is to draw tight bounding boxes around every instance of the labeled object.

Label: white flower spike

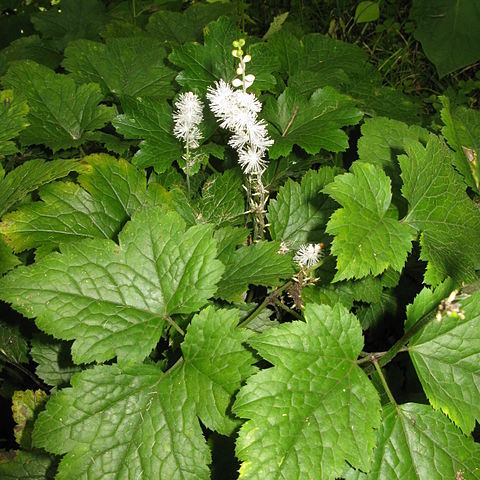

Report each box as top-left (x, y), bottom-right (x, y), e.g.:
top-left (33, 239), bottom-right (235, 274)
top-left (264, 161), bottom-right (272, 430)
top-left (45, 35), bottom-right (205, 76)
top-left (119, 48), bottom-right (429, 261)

top-left (173, 92), bottom-right (204, 149)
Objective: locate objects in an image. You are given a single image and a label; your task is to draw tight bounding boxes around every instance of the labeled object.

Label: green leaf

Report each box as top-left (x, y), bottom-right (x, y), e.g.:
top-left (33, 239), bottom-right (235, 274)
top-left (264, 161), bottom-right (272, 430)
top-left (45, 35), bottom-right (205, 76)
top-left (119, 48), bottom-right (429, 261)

top-left (0, 450), bottom-right (56, 479)
top-left (0, 236), bottom-right (20, 275)
top-left (357, 117), bottom-right (429, 173)
top-left (146, 2), bottom-right (235, 44)
top-left (0, 154), bottom-right (154, 252)
top-left (410, 0), bottom-right (480, 77)
top-left (0, 209), bottom-right (224, 364)
top-left (267, 167), bottom-right (339, 249)
top-left (323, 161), bottom-right (414, 281)
top-left (0, 159), bottom-right (78, 218)
top-left (354, 1), bottom-right (380, 23)
top-left (169, 17), bottom-right (278, 94)
top-left (264, 86), bottom-right (363, 159)
top-left (0, 35), bottom-right (61, 71)
top-left (3, 61), bottom-right (116, 152)
top-left (267, 31), bottom-right (302, 79)
top-left (168, 16), bottom-right (239, 93)
top-left (33, 364), bottom-right (211, 480)
top-left (0, 89), bottom-right (29, 156)
top-left (408, 288), bottom-right (480, 434)
top-left (440, 95), bottom-right (480, 191)
top-left (63, 38), bottom-right (175, 98)
top-left (195, 170), bottom-right (245, 227)
top-left (356, 289), bottom-right (397, 330)
top-left (113, 95), bottom-right (182, 172)
top-left (30, 336), bottom-right (81, 388)
top-left (182, 306), bottom-right (256, 435)
top-left (31, 0), bottom-right (108, 51)
top-left (400, 136), bottom-right (480, 285)
top-left (0, 319), bottom-right (29, 365)
top-left (233, 303), bottom-right (381, 479)
top-left (216, 241), bottom-right (295, 302)
top-left (262, 12), bottom-right (289, 40)
top-left (369, 403), bottom-right (480, 479)
top-left (214, 226), bottom-right (249, 264)
top-left (12, 389), bottom-right (48, 448)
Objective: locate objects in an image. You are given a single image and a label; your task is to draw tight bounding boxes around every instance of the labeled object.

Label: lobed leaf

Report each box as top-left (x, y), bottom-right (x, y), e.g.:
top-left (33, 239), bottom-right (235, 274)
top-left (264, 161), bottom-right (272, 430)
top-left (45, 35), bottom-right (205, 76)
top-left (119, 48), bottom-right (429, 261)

top-left (182, 306), bottom-right (257, 435)
top-left (400, 136), bottom-right (480, 285)
top-left (264, 86), bottom-right (363, 159)
top-left (323, 161), bottom-right (414, 281)
top-left (0, 209), bottom-right (224, 364)
top-left (0, 154), bottom-right (153, 252)
top-left (63, 38), bottom-right (175, 98)
top-left (408, 287), bottom-right (480, 434)
top-left (33, 364), bottom-right (211, 480)
top-left (3, 61), bottom-right (116, 152)
top-left (233, 303), bottom-right (381, 479)
top-left (369, 403), bottom-right (480, 479)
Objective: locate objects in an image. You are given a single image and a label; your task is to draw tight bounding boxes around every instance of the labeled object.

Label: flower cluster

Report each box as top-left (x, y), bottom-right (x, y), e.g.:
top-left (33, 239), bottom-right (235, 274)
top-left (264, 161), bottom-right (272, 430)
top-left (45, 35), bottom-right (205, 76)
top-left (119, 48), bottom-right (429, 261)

top-left (173, 92), bottom-right (203, 150)
top-left (293, 243), bottom-right (323, 268)
top-left (206, 79), bottom-right (273, 174)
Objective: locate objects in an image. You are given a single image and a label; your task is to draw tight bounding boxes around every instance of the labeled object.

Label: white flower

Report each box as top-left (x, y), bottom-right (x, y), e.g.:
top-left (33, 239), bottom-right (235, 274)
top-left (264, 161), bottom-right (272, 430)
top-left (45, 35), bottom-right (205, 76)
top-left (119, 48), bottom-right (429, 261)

top-left (293, 243), bottom-right (323, 268)
top-left (238, 146), bottom-right (268, 174)
top-left (173, 92), bottom-right (203, 149)
top-left (206, 80), bottom-right (274, 174)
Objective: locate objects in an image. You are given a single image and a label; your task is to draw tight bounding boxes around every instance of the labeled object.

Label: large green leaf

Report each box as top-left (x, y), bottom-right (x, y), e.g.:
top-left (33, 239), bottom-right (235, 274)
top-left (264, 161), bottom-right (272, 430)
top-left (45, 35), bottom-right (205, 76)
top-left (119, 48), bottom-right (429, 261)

top-left (233, 303), bottom-right (381, 479)
top-left (369, 403), bottom-right (480, 479)
top-left (31, 0), bottom-right (108, 51)
top-left (169, 16), bottom-right (278, 94)
top-left (407, 288), bottom-right (480, 434)
top-left (33, 364), bottom-right (211, 480)
top-left (267, 167), bottom-right (339, 249)
top-left (400, 136), bottom-right (480, 285)
top-left (216, 241), bottom-right (295, 302)
top-left (63, 38), bottom-right (175, 98)
top-left (410, 0), bottom-right (480, 77)
top-left (0, 154), bottom-right (154, 252)
top-left (0, 209), bottom-right (224, 364)
top-left (0, 158), bottom-right (79, 218)
top-left (323, 161), bottom-right (414, 281)
top-left (3, 61), bottom-right (116, 152)
top-left (113, 95), bottom-right (182, 172)
top-left (263, 86), bottom-right (363, 159)
top-left (0, 89), bottom-right (29, 156)
top-left (440, 95), bottom-right (480, 191)
top-left (182, 306), bottom-right (256, 435)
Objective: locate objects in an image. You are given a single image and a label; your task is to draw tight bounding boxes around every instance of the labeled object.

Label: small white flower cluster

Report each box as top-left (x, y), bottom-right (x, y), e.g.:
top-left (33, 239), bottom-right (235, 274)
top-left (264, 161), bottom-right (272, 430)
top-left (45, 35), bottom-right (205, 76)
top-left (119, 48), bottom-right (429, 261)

top-left (293, 243), bottom-right (323, 268)
top-left (206, 79), bottom-right (273, 174)
top-left (173, 92), bottom-right (203, 150)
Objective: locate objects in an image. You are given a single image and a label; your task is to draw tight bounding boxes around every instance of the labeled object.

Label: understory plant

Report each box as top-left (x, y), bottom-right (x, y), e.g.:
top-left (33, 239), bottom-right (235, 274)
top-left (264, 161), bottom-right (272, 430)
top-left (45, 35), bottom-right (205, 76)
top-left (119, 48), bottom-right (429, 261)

top-left (0, 1), bottom-right (480, 479)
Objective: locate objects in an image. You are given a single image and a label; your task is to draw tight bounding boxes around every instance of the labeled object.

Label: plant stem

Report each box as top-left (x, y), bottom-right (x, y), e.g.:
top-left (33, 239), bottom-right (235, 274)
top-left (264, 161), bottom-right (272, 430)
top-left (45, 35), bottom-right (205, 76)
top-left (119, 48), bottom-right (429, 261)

top-left (273, 298), bottom-right (303, 320)
top-left (373, 356), bottom-right (397, 405)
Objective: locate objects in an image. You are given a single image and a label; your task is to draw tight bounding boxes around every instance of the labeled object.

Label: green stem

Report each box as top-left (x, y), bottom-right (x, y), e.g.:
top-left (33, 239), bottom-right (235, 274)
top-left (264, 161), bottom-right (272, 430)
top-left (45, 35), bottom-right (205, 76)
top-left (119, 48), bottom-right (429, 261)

top-left (273, 298), bottom-right (303, 320)
top-left (165, 315), bottom-right (185, 337)
top-left (185, 144), bottom-right (191, 198)
top-left (373, 357), bottom-right (397, 405)
top-left (131, 0), bottom-right (136, 25)
top-left (0, 352), bottom-right (43, 387)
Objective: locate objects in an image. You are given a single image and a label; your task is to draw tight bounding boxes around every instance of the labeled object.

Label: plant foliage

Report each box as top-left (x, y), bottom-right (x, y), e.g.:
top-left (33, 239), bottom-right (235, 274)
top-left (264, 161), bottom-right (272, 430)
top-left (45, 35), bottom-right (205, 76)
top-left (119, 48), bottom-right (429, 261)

top-left (0, 1), bottom-right (479, 479)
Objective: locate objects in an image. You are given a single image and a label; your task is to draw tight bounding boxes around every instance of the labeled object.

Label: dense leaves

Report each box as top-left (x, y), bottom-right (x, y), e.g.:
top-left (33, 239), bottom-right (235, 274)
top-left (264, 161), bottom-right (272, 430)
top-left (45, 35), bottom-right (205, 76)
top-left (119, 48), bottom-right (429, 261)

top-left (1, 1), bottom-right (480, 478)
